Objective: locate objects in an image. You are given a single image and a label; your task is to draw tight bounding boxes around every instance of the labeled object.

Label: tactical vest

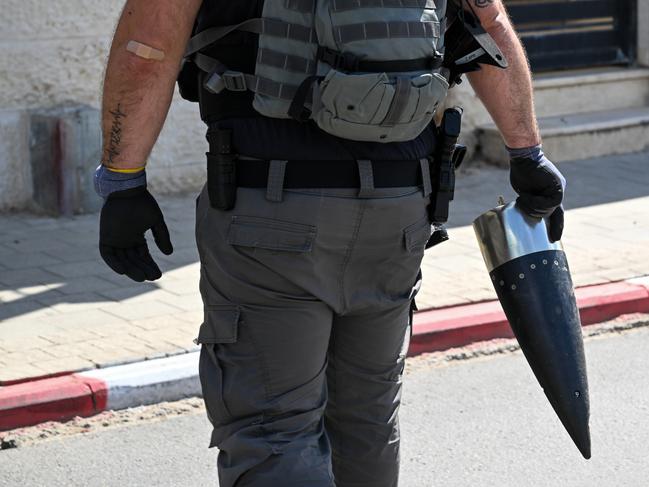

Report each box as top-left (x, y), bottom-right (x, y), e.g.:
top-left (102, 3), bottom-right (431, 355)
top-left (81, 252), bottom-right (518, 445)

top-left (181, 0), bottom-right (451, 144)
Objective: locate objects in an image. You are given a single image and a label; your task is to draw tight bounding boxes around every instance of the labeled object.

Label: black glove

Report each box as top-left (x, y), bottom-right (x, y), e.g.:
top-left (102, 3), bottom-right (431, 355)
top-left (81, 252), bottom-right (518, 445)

top-left (99, 187), bottom-right (173, 282)
top-left (509, 147), bottom-right (566, 242)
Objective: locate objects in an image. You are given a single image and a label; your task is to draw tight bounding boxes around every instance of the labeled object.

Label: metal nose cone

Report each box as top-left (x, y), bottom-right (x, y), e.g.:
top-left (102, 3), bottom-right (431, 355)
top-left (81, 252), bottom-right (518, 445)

top-left (474, 202), bottom-right (591, 459)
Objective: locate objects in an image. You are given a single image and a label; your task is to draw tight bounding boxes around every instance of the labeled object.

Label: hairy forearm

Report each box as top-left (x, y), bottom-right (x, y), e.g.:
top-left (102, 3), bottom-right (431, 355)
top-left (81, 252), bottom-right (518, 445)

top-left (466, 0), bottom-right (540, 148)
top-left (101, 0), bottom-right (201, 169)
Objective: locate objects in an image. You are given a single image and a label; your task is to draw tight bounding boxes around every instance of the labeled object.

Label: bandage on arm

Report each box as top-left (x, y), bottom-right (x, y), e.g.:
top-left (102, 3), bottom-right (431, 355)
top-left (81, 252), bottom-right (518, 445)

top-left (126, 40), bottom-right (165, 61)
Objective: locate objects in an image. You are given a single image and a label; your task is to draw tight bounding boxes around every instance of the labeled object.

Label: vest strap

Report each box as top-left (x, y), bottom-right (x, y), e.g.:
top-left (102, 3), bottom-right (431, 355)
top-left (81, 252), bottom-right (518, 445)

top-left (317, 46), bottom-right (443, 72)
top-left (186, 18), bottom-right (317, 57)
top-left (195, 53), bottom-right (300, 100)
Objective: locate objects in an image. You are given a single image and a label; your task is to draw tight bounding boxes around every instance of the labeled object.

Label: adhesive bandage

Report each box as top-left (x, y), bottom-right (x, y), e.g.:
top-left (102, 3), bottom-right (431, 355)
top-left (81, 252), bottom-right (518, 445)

top-left (126, 40), bottom-right (165, 61)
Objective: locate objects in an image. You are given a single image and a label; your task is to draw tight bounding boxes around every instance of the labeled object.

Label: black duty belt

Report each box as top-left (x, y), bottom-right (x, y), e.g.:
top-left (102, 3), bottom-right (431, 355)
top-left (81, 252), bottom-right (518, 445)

top-left (235, 159), bottom-right (426, 189)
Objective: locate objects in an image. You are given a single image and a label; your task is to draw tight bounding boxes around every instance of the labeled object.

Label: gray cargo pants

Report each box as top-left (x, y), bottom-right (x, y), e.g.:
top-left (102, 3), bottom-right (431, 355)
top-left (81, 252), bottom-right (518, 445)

top-left (195, 179), bottom-right (432, 487)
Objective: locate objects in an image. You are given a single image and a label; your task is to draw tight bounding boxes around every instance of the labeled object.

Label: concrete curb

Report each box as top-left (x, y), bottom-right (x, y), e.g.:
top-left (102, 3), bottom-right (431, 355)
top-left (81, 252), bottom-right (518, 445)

top-left (2, 277), bottom-right (649, 432)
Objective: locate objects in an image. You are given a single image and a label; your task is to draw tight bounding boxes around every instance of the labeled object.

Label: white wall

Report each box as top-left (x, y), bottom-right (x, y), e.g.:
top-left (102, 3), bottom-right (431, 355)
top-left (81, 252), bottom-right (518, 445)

top-left (0, 0), bottom-right (207, 210)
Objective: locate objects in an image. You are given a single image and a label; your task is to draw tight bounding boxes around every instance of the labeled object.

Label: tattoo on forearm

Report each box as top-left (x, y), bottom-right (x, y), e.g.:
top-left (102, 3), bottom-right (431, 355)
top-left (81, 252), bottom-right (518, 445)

top-left (474, 0), bottom-right (494, 7)
top-left (105, 104), bottom-right (126, 164)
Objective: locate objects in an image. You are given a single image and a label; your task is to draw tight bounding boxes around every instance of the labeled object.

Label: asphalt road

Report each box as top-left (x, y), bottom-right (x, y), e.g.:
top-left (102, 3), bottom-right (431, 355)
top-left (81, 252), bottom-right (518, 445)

top-left (2, 327), bottom-right (648, 487)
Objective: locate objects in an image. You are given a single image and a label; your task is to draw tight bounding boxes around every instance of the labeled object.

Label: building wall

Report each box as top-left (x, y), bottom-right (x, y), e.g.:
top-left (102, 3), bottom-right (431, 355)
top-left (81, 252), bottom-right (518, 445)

top-left (0, 0), bottom-right (207, 210)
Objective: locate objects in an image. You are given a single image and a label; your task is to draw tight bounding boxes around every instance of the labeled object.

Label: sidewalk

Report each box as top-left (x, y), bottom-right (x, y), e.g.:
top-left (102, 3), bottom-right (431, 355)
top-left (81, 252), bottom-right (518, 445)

top-left (1, 151), bottom-right (648, 385)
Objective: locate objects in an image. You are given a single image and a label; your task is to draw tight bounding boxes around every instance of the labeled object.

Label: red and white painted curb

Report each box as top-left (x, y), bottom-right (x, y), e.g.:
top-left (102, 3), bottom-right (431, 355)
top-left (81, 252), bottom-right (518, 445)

top-left (2, 277), bottom-right (649, 432)
top-left (410, 276), bottom-right (649, 356)
top-left (0, 353), bottom-right (201, 432)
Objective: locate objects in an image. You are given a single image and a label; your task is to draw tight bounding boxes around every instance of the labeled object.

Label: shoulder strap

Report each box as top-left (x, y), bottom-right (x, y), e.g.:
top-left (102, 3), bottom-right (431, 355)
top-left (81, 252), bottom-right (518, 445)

top-left (185, 18), bottom-right (316, 57)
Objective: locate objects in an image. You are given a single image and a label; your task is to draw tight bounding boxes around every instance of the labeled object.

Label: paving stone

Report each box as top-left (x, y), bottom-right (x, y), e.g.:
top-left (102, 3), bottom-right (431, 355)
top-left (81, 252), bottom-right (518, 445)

top-left (0, 299), bottom-right (60, 321)
top-left (37, 329), bottom-right (103, 346)
top-left (44, 260), bottom-right (112, 279)
top-left (130, 314), bottom-right (200, 331)
top-left (0, 364), bottom-right (47, 384)
top-left (0, 335), bottom-right (58, 352)
top-left (35, 356), bottom-right (97, 375)
top-left (42, 245), bottom-right (100, 263)
top-left (97, 285), bottom-right (168, 303)
top-left (0, 267), bottom-right (61, 287)
top-left (158, 278), bottom-right (201, 296)
top-left (35, 292), bottom-right (111, 313)
top-left (2, 236), bottom-right (70, 254)
top-left (164, 293), bottom-right (203, 312)
top-left (42, 309), bottom-right (127, 329)
top-left (56, 276), bottom-right (121, 295)
top-left (100, 300), bottom-right (185, 321)
top-left (3, 349), bottom-right (56, 365)
top-left (0, 251), bottom-right (64, 270)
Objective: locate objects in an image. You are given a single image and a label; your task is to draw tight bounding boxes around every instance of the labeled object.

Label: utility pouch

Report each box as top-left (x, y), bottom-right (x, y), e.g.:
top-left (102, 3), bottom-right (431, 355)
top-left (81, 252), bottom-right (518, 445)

top-left (315, 70), bottom-right (449, 143)
top-left (206, 129), bottom-right (237, 211)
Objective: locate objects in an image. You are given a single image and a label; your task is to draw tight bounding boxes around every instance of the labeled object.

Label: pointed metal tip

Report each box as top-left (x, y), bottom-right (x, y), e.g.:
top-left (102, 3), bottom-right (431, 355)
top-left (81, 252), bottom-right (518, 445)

top-left (572, 427), bottom-right (592, 460)
top-left (563, 412), bottom-right (591, 460)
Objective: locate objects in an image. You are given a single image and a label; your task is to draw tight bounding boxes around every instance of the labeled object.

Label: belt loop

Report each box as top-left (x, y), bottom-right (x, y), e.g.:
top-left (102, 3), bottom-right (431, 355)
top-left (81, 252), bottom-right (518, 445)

top-left (357, 159), bottom-right (375, 198)
top-left (266, 160), bottom-right (288, 202)
top-left (420, 158), bottom-right (433, 197)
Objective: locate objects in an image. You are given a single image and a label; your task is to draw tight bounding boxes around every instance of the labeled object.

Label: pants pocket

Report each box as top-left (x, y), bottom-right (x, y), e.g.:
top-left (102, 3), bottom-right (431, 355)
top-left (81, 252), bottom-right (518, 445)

top-left (227, 215), bottom-right (317, 253)
top-left (403, 216), bottom-right (432, 254)
top-left (196, 305), bottom-right (241, 445)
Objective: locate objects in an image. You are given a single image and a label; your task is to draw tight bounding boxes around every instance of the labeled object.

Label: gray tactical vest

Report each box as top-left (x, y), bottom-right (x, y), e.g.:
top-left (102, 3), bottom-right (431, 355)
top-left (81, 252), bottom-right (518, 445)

top-left (185, 0), bottom-right (450, 143)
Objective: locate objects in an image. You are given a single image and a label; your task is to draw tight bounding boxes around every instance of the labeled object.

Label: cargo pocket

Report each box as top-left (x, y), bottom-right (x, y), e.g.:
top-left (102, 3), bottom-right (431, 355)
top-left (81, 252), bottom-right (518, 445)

top-left (315, 69), bottom-right (449, 143)
top-left (195, 305), bottom-right (240, 443)
top-left (227, 215), bottom-right (316, 253)
top-left (404, 217), bottom-right (432, 254)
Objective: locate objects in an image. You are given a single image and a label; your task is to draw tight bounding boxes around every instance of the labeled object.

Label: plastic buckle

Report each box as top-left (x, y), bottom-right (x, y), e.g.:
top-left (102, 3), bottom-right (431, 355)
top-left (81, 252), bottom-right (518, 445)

top-left (318, 47), bottom-right (358, 72)
top-left (222, 71), bottom-right (247, 92)
top-left (341, 52), bottom-right (359, 71)
top-left (204, 72), bottom-right (226, 95)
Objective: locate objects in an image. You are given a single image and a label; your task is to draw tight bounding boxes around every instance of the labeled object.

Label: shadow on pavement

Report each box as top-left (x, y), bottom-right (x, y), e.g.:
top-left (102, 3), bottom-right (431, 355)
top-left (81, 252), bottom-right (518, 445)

top-left (449, 150), bottom-right (649, 228)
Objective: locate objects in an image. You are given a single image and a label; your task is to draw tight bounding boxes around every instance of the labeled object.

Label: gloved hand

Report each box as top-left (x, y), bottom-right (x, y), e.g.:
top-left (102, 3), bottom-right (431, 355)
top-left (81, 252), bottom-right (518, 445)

top-left (508, 145), bottom-right (566, 242)
top-left (99, 186), bottom-right (173, 282)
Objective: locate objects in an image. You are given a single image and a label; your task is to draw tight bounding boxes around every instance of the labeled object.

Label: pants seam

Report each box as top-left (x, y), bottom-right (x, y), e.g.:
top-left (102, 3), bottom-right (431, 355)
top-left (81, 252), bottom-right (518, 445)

top-left (338, 200), bottom-right (366, 314)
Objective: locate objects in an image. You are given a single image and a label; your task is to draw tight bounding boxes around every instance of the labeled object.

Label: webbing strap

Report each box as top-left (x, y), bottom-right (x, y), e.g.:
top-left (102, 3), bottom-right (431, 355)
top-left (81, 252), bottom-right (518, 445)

top-left (332, 0), bottom-right (437, 11)
top-left (420, 158), bottom-right (433, 197)
top-left (257, 47), bottom-right (317, 74)
top-left (317, 46), bottom-right (443, 72)
top-left (195, 53), bottom-right (300, 100)
top-left (186, 18), bottom-right (316, 57)
top-left (357, 160), bottom-right (375, 198)
top-left (266, 160), bottom-right (288, 202)
top-left (381, 77), bottom-right (411, 127)
top-left (285, 0), bottom-right (316, 12)
top-left (336, 21), bottom-right (440, 44)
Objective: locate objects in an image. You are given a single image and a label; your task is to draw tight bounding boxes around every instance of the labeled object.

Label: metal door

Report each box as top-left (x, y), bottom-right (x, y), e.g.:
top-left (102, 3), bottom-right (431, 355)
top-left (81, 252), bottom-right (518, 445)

top-left (505, 0), bottom-right (637, 71)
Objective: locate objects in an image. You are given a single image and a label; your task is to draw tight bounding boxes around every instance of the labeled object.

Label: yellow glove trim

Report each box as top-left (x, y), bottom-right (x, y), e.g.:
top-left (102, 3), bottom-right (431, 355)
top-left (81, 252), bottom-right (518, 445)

top-left (104, 164), bottom-right (147, 174)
